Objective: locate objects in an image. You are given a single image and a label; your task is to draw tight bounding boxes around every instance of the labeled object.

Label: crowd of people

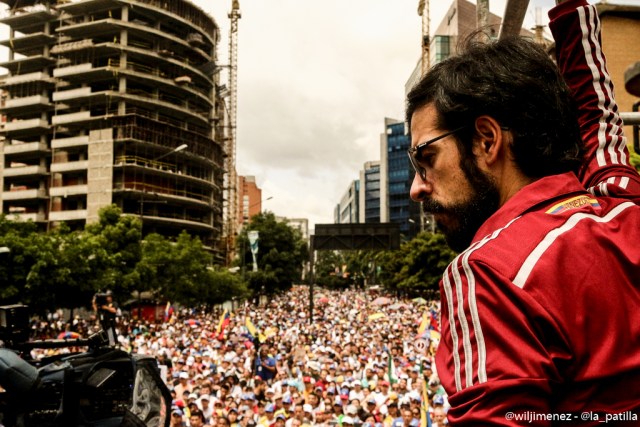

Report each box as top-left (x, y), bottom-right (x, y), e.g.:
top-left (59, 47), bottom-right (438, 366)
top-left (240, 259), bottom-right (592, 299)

top-left (28, 287), bottom-right (448, 426)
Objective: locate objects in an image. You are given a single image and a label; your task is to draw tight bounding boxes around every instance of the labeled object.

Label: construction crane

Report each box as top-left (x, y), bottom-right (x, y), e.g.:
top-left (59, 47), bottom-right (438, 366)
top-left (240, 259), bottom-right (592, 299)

top-left (417, 0), bottom-right (437, 233)
top-left (225, 0), bottom-right (241, 264)
top-left (417, 0), bottom-right (430, 77)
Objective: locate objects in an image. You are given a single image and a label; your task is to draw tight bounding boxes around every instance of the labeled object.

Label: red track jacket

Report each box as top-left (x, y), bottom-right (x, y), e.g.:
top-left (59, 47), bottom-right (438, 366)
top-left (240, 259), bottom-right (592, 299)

top-left (436, 0), bottom-right (640, 424)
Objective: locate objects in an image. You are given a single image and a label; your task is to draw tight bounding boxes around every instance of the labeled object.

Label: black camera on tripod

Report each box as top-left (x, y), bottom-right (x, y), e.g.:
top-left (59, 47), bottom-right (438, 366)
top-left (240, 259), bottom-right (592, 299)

top-left (0, 305), bottom-right (171, 427)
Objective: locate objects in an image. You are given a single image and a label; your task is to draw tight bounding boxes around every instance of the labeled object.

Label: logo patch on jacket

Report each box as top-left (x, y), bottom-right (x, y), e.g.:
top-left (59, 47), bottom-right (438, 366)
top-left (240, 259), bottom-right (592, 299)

top-left (546, 195), bottom-right (600, 214)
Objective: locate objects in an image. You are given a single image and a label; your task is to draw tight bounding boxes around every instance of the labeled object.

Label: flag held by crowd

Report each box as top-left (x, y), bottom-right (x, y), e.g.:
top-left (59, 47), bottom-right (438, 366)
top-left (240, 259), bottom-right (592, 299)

top-left (217, 309), bottom-right (230, 339)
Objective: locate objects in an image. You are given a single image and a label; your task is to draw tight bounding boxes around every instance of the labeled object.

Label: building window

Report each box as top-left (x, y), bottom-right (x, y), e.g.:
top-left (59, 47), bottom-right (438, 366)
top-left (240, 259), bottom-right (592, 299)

top-left (432, 35), bottom-right (451, 64)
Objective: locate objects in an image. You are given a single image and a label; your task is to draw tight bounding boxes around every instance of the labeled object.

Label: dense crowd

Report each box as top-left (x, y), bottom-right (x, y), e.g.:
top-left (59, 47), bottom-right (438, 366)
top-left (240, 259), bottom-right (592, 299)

top-left (28, 287), bottom-right (449, 426)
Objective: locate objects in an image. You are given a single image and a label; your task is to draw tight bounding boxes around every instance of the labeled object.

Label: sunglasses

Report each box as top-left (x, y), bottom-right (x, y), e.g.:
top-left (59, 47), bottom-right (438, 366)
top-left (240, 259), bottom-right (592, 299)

top-left (407, 126), bottom-right (466, 182)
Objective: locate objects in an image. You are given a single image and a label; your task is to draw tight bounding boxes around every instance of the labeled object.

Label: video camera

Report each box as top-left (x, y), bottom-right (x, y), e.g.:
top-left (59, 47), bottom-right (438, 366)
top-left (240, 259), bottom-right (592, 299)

top-left (93, 292), bottom-right (112, 307)
top-left (0, 305), bottom-right (172, 427)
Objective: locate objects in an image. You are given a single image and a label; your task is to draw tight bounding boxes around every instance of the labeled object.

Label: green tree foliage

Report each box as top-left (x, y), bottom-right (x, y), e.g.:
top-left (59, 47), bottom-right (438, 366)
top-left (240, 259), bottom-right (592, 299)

top-left (378, 232), bottom-right (457, 296)
top-left (630, 150), bottom-right (640, 173)
top-left (314, 251), bottom-right (348, 289)
top-left (133, 232), bottom-right (248, 307)
top-left (83, 204), bottom-right (142, 296)
top-left (202, 268), bottom-right (250, 305)
top-left (313, 250), bottom-right (384, 290)
top-left (0, 215), bottom-right (47, 305)
top-left (0, 205), bottom-right (248, 313)
top-left (236, 212), bottom-right (308, 295)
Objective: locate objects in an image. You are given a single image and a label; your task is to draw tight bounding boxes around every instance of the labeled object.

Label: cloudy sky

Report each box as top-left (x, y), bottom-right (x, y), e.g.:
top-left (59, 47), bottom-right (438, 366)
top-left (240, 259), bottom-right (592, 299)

top-left (2, 0), bottom-right (607, 230)
top-left (190, 0), bottom-right (570, 231)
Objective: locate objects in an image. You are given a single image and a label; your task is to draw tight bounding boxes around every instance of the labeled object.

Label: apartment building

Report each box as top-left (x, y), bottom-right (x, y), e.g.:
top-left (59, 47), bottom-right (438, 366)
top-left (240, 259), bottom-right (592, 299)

top-left (0, 0), bottom-right (225, 250)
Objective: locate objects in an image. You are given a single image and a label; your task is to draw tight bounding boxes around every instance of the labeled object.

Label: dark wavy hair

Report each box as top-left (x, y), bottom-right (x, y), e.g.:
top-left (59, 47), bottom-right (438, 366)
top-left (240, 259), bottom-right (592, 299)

top-left (406, 35), bottom-right (584, 178)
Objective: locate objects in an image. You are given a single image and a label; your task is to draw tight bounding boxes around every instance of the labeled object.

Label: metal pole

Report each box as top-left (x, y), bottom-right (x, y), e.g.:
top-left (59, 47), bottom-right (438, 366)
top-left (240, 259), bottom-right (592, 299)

top-left (308, 236), bottom-right (314, 325)
top-left (499, 0), bottom-right (530, 40)
top-left (477, 0), bottom-right (490, 41)
top-left (630, 105), bottom-right (640, 154)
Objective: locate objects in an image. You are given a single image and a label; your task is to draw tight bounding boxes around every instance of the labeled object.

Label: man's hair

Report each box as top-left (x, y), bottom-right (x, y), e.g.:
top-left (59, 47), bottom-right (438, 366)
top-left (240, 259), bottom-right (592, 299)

top-left (406, 35), bottom-right (584, 178)
top-left (190, 409), bottom-right (205, 421)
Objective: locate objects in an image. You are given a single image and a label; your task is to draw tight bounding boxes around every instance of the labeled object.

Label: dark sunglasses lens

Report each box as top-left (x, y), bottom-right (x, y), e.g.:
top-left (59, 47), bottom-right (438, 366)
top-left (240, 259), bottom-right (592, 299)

top-left (408, 151), bottom-right (425, 181)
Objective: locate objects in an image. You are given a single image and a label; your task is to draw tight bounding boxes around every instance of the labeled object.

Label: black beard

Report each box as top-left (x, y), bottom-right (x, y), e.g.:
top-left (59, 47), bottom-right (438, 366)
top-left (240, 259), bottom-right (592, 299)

top-left (422, 158), bottom-right (500, 253)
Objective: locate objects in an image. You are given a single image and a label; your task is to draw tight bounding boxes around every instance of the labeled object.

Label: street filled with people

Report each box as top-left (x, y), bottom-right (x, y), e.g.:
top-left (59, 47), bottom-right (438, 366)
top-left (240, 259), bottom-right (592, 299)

top-left (28, 286), bottom-right (447, 426)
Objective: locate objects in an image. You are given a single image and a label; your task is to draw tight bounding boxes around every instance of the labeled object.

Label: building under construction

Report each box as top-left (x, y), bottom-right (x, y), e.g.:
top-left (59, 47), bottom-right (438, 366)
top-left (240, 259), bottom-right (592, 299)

top-left (0, 0), bottom-right (226, 253)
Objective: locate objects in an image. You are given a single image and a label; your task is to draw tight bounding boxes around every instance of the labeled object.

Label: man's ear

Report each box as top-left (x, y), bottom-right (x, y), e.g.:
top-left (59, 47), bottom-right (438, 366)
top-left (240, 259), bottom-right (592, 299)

top-left (473, 116), bottom-right (506, 166)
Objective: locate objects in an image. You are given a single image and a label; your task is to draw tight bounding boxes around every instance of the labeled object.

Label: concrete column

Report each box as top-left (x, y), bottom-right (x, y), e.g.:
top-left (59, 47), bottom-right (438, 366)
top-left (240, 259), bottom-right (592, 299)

top-left (86, 129), bottom-right (114, 224)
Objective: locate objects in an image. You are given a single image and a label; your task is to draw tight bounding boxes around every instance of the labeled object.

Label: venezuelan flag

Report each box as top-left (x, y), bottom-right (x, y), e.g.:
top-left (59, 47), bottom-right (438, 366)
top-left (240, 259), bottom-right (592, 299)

top-left (245, 316), bottom-right (258, 341)
top-left (417, 311), bottom-right (429, 336)
top-left (216, 309), bottom-right (230, 335)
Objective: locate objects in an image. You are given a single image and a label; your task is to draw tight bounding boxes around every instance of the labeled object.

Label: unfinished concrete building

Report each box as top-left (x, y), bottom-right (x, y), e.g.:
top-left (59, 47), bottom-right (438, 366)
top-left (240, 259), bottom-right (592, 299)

top-left (0, 0), bottom-right (226, 251)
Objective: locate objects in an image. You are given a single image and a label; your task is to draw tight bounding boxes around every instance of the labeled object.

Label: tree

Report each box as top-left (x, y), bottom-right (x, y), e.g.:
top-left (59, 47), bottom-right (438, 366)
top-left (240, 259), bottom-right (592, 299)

top-left (378, 232), bottom-right (457, 296)
top-left (314, 250), bottom-right (349, 289)
top-left (236, 212), bottom-right (308, 296)
top-left (0, 216), bottom-right (95, 313)
top-left (200, 268), bottom-right (250, 305)
top-left (631, 150), bottom-right (640, 173)
top-left (0, 215), bottom-right (47, 307)
top-left (82, 204), bottom-right (142, 297)
top-left (134, 231), bottom-right (249, 307)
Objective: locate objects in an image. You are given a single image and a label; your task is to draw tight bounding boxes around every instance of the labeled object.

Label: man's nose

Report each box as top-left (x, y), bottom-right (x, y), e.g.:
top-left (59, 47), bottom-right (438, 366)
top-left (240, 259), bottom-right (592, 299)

top-left (409, 173), bottom-right (431, 202)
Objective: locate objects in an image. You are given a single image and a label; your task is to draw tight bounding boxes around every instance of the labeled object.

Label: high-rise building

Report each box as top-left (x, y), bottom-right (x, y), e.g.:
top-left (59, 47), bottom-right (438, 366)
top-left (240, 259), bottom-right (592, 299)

top-left (380, 118), bottom-right (420, 238)
top-left (279, 216), bottom-right (309, 243)
top-left (0, 0), bottom-right (225, 251)
top-left (237, 175), bottom-right (262, 228)
top-left (334, 179), bottom-right (359, 224)
top-left (359, 160), bottom-right (380, 224)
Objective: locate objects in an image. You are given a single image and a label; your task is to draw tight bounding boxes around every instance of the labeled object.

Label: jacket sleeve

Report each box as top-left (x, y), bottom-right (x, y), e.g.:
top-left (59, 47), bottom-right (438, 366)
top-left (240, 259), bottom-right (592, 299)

top-left (436, 258), bottom-right (560, 425)
top-left (549, 0), bottom-right (640, 201)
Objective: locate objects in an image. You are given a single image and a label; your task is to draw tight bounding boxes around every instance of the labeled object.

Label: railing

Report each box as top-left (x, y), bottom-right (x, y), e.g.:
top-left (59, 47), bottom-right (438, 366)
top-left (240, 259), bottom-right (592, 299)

top-left (117, 179), bottom-right (214, 205)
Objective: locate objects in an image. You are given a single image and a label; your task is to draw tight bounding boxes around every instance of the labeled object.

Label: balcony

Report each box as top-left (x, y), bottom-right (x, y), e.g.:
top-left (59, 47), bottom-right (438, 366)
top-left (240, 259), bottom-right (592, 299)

top-left (0, 7), bottom-right (58, 35)
top-left (50, 160), bottom-right (88, 173)
top-left (2, 95), bottom-right (52, 115)
top-left (2, 188), bottom-right (47, 200)
top-left (3, 141), bottom-right (48, 155)
top-left (0, 55), bottom-right (56, 74)
top-left (49, 184), bottom-right (88, 197)
top-left (52, 135), bottom-right (89, 149)
top-left (2, 118), bottom-right (49, 137)
top-left (9, 212), bottom-right (46, 222)
top-left (0, 32), bottom-right (57, 56)
top-left (3, 164), bottom-right (47, 177)
top-left (49, 210), bottom-right (87, 221)
top-left (2, 71), bottom-right (53, 86)
top-left (52, 87), bottom-right (91, 102)
top-left (53, 63), bottom-right (93, 78)
top-left (51, 111), bottom-right (91, 125)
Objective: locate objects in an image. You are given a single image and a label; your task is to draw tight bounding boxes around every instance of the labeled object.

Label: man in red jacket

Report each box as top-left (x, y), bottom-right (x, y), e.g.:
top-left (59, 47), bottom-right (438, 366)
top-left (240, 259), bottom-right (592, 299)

top-left (406, 0), bottom-right (640, 424)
